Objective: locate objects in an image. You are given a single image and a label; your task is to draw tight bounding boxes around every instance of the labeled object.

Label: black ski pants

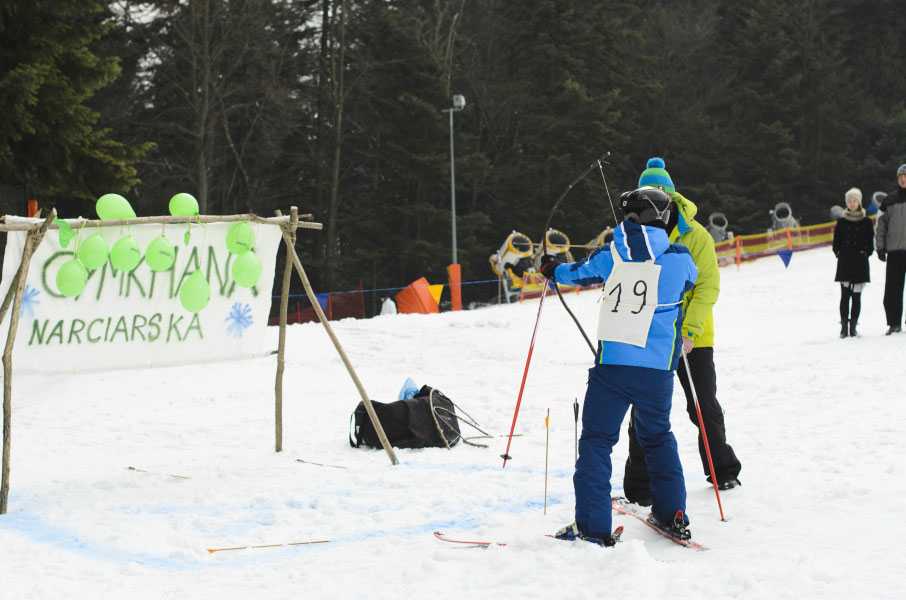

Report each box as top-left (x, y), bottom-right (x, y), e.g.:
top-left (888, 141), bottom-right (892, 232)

top-left (883, 250), bottom-right (906, 327)
top-left (623, 347), bottom-right (741, 502)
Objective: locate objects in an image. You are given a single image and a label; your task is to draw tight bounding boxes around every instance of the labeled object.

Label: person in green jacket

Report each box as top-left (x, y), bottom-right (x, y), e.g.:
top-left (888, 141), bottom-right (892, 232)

top-left (622, 158), bottom-right (742, 505)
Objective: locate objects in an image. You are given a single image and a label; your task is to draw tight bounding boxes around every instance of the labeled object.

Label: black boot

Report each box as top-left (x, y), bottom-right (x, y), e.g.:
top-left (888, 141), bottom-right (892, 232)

top-left (849, 321), bottom-right (858, 337)
top-left (647, 510), bottom-right (691, 541)
top-left (840, 320), bottom-right (848, 338)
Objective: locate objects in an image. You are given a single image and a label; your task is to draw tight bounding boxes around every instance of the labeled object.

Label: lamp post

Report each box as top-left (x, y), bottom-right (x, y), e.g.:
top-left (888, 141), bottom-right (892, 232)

top-left (442, 94), bottom-right (465, 264)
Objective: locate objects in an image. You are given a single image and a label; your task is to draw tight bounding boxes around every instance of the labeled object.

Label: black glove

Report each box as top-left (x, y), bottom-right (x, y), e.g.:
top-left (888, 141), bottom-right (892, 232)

top-left (540, 254), bottom-right (561, 280)
top-left (878, 250), bottom-right (886, 262)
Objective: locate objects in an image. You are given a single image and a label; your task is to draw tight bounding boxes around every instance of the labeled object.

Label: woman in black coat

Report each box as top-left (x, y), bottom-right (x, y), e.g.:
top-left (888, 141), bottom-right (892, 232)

top-left (833, 188), bottom-right (875, 337)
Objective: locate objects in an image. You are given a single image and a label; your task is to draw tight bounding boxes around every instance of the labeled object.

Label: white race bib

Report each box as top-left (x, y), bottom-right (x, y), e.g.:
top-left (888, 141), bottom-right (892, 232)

top-left (597, 244), bottom-right (661, 347)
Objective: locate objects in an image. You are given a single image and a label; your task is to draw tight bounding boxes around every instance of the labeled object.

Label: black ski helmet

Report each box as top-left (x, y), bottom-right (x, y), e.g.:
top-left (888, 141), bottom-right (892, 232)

top-left (617, 186), bottom-right (673, 228)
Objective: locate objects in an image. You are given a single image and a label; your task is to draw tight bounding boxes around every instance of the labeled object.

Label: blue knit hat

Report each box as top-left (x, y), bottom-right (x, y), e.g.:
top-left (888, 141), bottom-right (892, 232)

top-left (638, 157), bottom-right (675, 194)
top-left (897, 163), bottom-right (906, 175)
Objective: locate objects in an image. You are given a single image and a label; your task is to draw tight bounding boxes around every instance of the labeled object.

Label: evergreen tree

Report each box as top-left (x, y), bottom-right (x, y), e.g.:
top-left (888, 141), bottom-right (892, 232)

top-left (129, 0), bottom-right (310, 216)
top-left (30, 0), bottom-right (904, 309)
top-left (335, 1), bottom-right (454, 293)
top-left (0, 0), bottom-right (148, 213)
top-left (839, 0), bottom-right (906, 194)
top-left (454, 0), bottom-right (637, 294)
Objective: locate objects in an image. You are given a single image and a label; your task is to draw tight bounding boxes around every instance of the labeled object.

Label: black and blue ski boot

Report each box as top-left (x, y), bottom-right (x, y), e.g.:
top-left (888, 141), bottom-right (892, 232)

top-left (646, 510), bottom-right (691, 541)
top-left (554, 522), bottom-right (622, 547)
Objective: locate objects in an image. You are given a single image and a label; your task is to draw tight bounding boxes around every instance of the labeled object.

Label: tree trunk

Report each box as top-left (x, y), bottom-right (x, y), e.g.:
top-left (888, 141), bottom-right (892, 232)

top-left (325, 0), bottom-right (346, 292)
top-left (194, 0), bottom-right (212, 214)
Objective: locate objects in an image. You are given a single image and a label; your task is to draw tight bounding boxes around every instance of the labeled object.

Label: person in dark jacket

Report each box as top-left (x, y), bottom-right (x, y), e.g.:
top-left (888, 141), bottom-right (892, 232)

top-left (876, 164), bottom-right (906, 334)
top-left (833, 187), bottom-right (874, 338)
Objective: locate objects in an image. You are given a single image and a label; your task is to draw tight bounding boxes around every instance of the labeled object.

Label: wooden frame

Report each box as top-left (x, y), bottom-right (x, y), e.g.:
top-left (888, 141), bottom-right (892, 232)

top-left (0, 206), bottom-right (398, 515)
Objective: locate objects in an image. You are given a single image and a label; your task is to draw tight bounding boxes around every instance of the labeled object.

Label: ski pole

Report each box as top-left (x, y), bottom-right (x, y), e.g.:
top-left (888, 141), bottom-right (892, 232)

top-left (573, 397), bottom-right (579, 465)
top-left (544, 408), bottom-right (550, 515)
top-left (501, 282), bottom-right (549, 467)
top-left (682, 349), bottom-right (726, 521)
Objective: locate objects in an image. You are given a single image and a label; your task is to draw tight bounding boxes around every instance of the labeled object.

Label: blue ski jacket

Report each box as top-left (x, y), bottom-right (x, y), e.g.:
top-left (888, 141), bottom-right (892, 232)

top-left (551, 221), bottom-right (698, 371)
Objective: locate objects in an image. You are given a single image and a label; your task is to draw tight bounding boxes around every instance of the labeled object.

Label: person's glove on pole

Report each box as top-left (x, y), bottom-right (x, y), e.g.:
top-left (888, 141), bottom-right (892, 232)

top-left (540, 254), bottom-right (561, 280)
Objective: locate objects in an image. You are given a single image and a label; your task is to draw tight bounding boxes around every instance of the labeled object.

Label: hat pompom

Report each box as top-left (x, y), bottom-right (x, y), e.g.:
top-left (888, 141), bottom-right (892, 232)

top-left (638, 157), bottom-right (674, 194)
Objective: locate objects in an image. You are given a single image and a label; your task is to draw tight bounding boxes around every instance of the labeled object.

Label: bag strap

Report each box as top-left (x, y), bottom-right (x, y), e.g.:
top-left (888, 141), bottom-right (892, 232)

top-left (428, 389), bottom-right (453, 450)
top-left (349, 412), bottom-right (359, 447)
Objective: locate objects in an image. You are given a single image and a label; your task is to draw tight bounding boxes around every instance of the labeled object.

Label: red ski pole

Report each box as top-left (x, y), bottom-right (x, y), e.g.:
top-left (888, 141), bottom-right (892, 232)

top-left (501, 283), bottom-right (549, 468)
top-left (682, 349), bottom-right (726, 521)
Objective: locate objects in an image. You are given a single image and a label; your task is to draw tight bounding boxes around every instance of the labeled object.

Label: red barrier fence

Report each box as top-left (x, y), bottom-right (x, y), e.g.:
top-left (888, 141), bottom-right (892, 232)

top-left (268, 285), bottom-right (365, 325)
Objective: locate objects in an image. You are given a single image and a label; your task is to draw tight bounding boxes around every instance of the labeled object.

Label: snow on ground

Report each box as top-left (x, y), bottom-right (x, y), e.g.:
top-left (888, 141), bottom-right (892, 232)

top-left (1, 247), bottom-right (905, 599)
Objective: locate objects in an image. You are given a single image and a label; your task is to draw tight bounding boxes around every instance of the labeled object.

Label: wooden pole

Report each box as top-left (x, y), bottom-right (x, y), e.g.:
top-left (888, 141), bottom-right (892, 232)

top-left (2, 209), bottom-right (56, 514)
top-left (0, 213), bottom-right (320, 232)
top-left (278, 230), bottom-right (399, 466)
top-left (274, 207), bottom-right (298, 452)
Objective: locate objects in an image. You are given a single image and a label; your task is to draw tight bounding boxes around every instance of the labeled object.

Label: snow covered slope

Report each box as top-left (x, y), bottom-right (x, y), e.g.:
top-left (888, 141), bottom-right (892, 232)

top-left (1, 247), bottom-right (904, 599)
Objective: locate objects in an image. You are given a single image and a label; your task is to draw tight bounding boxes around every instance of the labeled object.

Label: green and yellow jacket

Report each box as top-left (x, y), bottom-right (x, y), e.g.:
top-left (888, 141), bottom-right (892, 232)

top-left (670, 192), bottom-right (719, 347)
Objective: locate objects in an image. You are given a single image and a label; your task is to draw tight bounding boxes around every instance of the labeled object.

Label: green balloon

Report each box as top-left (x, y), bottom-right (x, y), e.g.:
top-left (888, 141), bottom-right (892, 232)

top-left (55, 218), bottom-right (74, 248)
top-left (225, 221), bottom-right (255, 254)
top-left (145, 236), bottom-right (176, 272)
top-left (96, 193), bottom-right (137, 220)
top-left (232, 250), bottom-right (262, 288)
top-left (169, 192), bottom-right (199, 217)
top-left (180, 270), bottom-right (210, 312)
top-left (56, 259), bottom-right (88, 297)
top-left (110, 236), bottom-right (142, 272)
top-left (79, 233), bottom-right (109, 270)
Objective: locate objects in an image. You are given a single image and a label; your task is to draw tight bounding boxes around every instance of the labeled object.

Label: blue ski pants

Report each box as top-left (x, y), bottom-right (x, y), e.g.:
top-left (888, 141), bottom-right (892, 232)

top-left (574, 364), bottom-right (687, 537)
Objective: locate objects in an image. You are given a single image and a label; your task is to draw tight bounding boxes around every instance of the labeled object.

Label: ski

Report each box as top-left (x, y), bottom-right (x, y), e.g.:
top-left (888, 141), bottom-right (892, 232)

top-left (611, 497), bottom-right (709, 551)
top-left (433, 526), bottom-right (623, 548)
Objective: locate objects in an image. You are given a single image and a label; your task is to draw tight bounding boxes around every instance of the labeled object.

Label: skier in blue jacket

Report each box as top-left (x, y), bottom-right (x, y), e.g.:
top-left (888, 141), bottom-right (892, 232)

top-left (540, 187), bottom-right (699, 546)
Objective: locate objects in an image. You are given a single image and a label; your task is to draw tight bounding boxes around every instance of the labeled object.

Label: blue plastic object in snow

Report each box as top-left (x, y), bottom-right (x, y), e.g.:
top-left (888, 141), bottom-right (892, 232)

top-left (398, 377), bottom-right (419, 400)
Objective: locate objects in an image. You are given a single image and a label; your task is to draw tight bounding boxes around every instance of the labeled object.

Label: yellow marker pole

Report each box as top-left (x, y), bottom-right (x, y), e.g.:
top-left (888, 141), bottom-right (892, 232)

top-left (544, 408), bottom-right (550, 515)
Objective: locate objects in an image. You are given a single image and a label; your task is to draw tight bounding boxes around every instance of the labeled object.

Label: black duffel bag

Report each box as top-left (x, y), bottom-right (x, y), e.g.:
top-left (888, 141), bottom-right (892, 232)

top-left (349, 385), bottom-right (460, 449)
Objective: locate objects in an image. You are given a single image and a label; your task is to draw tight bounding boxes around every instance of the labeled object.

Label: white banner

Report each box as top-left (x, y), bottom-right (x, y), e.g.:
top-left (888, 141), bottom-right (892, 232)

top-left (0, 217), bottom-right (282, 373)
